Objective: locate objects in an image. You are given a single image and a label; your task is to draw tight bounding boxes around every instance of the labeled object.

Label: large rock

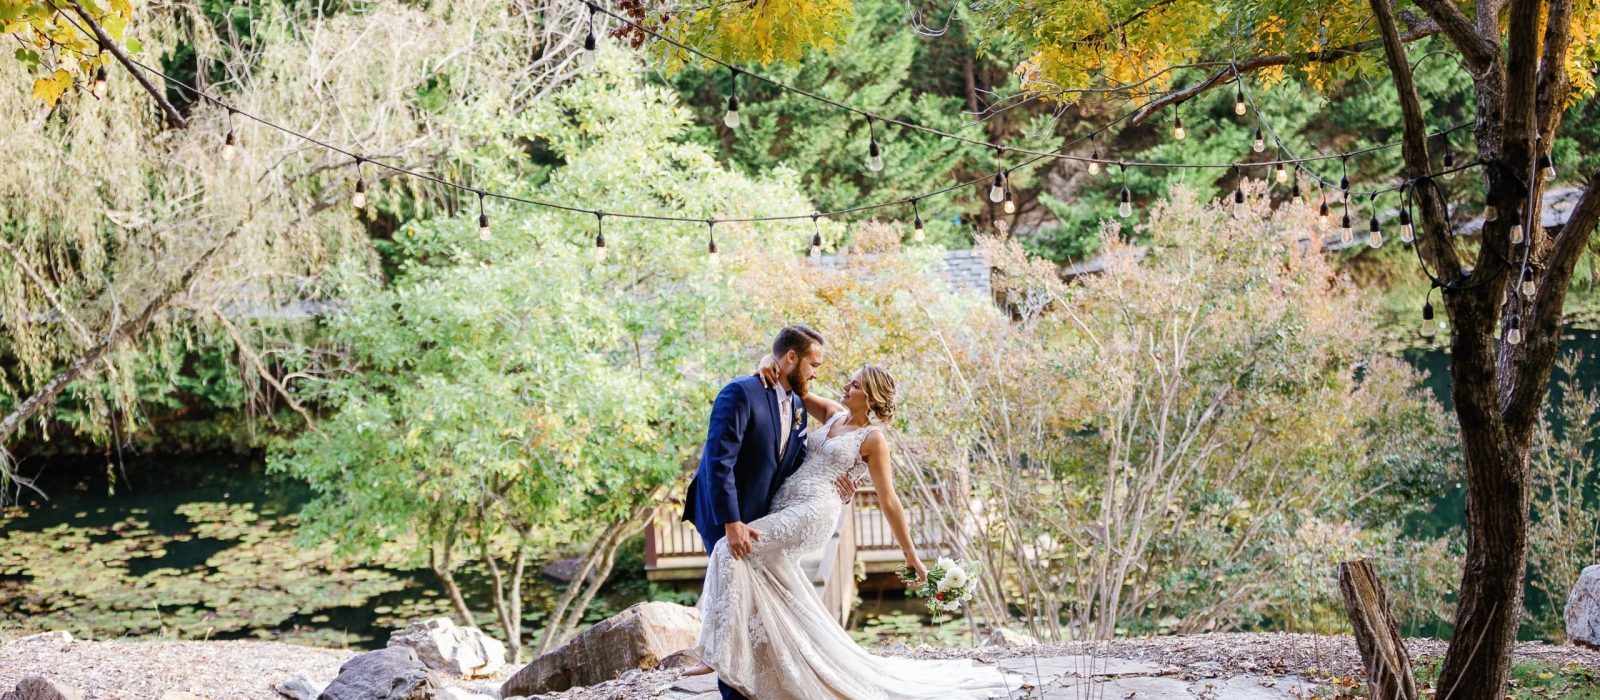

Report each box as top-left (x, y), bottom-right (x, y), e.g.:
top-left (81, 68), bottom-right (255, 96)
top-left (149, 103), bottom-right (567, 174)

top-left (0, 677), bottom-right (84, 700)
top-left (318, 647), bottom-right (436, 700)
top-left (501, 602), bottom-right (700, 696)
top-left (1566, 564), bottom-right (1600, 646)
top-left (983, 627), bottom-right (1038, 647)
top-left (388, 618), bottom-right (508, 679)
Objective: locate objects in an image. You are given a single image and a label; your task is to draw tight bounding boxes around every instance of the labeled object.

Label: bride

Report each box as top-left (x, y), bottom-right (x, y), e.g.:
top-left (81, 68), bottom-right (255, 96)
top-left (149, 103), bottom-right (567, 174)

top-left (687, 359), bottom-right (1014, 699)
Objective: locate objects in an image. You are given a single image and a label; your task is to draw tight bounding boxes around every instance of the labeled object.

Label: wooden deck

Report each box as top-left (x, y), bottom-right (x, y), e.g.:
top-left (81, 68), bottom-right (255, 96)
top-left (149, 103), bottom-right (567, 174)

top-left (644, 487), bottom-right (949, 625)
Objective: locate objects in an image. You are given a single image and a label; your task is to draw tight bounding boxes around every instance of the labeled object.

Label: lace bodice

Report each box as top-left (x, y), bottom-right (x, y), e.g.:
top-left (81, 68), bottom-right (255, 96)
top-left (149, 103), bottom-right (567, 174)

top-left (772, 411), bottom-right (874, 509)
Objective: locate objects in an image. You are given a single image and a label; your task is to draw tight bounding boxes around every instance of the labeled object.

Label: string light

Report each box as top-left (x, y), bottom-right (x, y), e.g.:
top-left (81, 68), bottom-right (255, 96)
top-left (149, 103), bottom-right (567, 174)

top-left (810, 214), bottom-right (823, 258)
top-left (221, 109), bottom-right (238, 161)
top-left (1510, 216), bottom-right (1525, 245)
top-left (1252, 127), bottom-right (1266, 153)
top-left (1275, 161), bottom-right (1288, 184)
top-left (988, 172), bottom-right (1005, 203)
top-left (1441, 141), bottom-right (1457, 180)
top-left (1234, 85), bottom-right (1246, 116)
top-left (1521, 267), bottom-right (1536, 299)
top-left (1118, 163), bottom-right (1133, 218)
top-left (1505, 316), bottom-right (1522, 346)
top-left (707, 220), bottom-right (719, 267)
top-left (1002, 173), bottom-right (1016, 214)
top-left (1399, 207), bottom-right (1414, 243)
top-left (724, 68), bottom-right (741, 129)
top-left (1339, 156), bottom-right (1350, 203)
top-left (1318, 184), bottom-right (1331, 227)
top-left (1421, 300), bottom-right (1439, 336)
top-left (867, 118), bottom-right (884, 173)
top-left (1291, 177), bottom-right (1303, 204)
top-left (351, 159), bottom-right (368, 210)
top-left (1088, 136), bottom-right (1101, 175)
top-left (583, 2), bottom-right (597, 52)
top-left (477, 191), bottom-right (491, 241)
top-left (1173, 114), bottom-right (1186, 140)
top-left (1484, 202), bottom-right (1499, 222)
top-left (593, 212), bottom-right (608, 262)
top-left (1340, 200), bottom-right (1353, 245)
top-left (1232, 166), bottom-right (1245, 205)
top-left (1367, 195), bottom-right (1383, 248)
top-left (1541, 153), bottom-right (1556, 180)
top-left (92, 66), bottom-right (108, 99)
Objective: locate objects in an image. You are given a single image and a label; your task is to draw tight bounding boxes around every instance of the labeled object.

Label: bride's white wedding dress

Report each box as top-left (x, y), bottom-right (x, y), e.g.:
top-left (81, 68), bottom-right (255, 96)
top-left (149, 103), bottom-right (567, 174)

top-left (694, 411), bottom-right (1015, 699)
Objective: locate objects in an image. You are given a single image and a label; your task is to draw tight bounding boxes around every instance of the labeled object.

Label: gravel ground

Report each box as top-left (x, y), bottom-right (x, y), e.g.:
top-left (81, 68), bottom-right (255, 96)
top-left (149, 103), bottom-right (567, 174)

top-left (2, 631), bottom-right (1596, 699)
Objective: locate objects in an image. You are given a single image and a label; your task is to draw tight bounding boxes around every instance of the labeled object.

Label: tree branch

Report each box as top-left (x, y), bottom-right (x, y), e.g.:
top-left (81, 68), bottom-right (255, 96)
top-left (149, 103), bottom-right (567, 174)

top-left (1369, 0), bottom-right (1463, 279)
top-left (0, 226), bottom-right (241, 447)
top-left (1509, 176), bottom-right (1600, 423)
top-left (65, 0), bottom-right (187, 127)
top-left (1128, 21), bottom-right (1439, 126)
top-left (1534, 0), bottom-right (1576, 142)
top-left (1412, 0), bottom-right (1500, 71)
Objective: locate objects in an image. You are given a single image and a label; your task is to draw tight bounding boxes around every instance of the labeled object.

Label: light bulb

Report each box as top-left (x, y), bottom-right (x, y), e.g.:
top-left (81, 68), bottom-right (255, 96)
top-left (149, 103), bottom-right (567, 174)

top-left (1292, 181), bottom-right (1303, 204)
top-left (989, 173), bottom-right (1005, 203)
top-left (92, 67), bottom-right (108, 99)
top-left (1484, 204), bottom-right (1499, 221)
top-left (913, 215), bottom-right (925, 242)
top-left (1541, 154), bottom-right (1556, 180)
top-left (1234, 187), bottom-right (1245, 205)
top-left (1173, 116), bottom-right (1186, 140)
top-left (1399, 210), bottom-right (1414, 243)
top-left (1368, 229), bottom-right (1383, 248)
top-left (351, 179), bottom-right (367, 209)
top-left (868, 138), bottom-right (883, 173)
top-left (1003, 197), bottom-right (1016, 215)
top-left (594, 232), bottom-right (607, 262)
top-left (1442, 151), bottom-right (1457, 179)
top-left (1118, 187), bottom-right (1133, 218)
top-left (1088, 151), bottom-right (1101, 175)
top-left (1253, 128), bottom-right (1266, 153)
top-left (1510, 223), bottom-right (1524, 244)
top-left (724, 96), bottom-right (740, 129)
top-left (1506, 323), bottom-right (1522, 346)
top-left (1521, 280), bottom-right (1536, 299)
top-left (708, 240), bottom-right (719, 267)
top-left (1319, 200), bottom-right (1331, 226)
top-left (810, 232), bottom-right (822, 258)
top-left (1275, 163), bottom-right (1288, 184)
top-left (222, 131), bottom-right (238, 161)
top-left (1421, 302), bottom-right (1438, 337)
top-left (478, 213), bottom-right (491, 241)
top-left (1234, 89), bottom-right (1246, 116)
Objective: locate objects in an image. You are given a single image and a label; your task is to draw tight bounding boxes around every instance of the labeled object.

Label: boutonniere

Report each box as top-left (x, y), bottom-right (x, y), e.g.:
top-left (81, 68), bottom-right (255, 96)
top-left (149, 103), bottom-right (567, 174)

top-left (792, 405), bottom-right (804, 432)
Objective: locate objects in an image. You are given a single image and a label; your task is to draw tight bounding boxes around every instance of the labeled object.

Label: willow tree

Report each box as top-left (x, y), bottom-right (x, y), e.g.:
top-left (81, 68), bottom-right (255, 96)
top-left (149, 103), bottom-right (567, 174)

top-left (965, 1), bottom-right (1597, 696)
top-left (0, 0), bottom-right (594, 499)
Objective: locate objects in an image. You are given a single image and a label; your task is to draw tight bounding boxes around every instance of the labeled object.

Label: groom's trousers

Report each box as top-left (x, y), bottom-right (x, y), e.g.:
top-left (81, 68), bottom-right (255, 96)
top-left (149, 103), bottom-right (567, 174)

top-left (717, 679), bottom-right (748, 700)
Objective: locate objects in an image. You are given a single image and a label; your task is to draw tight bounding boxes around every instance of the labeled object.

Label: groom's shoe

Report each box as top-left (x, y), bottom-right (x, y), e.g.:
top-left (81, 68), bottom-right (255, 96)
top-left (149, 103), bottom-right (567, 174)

top-left (717, 678), bottom-right (749, 700)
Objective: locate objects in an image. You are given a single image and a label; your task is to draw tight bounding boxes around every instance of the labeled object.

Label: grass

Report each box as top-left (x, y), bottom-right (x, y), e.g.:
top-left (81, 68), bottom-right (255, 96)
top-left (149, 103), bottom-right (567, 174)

top-left (1411, 656), bottom-right (1600, 700)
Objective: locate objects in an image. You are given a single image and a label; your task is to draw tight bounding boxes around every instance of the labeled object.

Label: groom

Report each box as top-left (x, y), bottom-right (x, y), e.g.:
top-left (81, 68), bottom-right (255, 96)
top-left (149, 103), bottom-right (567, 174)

top-left (682, 324), bottom-right (826, 700)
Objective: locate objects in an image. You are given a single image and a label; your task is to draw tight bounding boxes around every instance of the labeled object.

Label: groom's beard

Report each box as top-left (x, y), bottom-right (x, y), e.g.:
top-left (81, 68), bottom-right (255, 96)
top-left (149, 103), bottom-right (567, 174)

top-left (787, 367), bottom-right (808, 397)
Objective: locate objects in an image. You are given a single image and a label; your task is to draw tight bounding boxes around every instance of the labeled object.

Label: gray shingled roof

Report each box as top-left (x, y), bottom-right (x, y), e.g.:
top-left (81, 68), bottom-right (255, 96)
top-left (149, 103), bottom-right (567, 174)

top-left (811, 248), bottom-right (992, 294)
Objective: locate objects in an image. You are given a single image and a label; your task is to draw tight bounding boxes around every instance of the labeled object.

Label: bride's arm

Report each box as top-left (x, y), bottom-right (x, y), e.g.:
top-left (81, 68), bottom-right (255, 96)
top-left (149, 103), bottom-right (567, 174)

top-left (861, 431), bottom-right (926, 580)
top-left (754, 354), bottom-right (844, 422)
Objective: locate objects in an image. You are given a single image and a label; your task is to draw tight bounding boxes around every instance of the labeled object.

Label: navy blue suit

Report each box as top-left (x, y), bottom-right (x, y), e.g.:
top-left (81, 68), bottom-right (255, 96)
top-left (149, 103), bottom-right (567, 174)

top-left (681, 374), bottom-right (808, 700)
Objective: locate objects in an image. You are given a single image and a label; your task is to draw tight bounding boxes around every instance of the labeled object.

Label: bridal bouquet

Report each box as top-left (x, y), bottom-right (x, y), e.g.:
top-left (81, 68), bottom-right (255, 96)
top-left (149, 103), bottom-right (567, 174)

top-left (896, 556), bottom-right (980, 613)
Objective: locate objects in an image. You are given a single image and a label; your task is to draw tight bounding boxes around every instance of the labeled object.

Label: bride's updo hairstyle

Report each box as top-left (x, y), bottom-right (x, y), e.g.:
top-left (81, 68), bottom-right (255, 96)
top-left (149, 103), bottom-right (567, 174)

top-left (858, 365), bottom-right (897, 424)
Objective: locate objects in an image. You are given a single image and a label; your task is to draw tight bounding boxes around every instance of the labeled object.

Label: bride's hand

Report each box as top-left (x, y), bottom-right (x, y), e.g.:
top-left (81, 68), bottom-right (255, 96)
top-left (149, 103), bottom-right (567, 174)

top-left (754, 354), bottom-right (781, 388)
top-left (906, 557), bottom-right (929, 587)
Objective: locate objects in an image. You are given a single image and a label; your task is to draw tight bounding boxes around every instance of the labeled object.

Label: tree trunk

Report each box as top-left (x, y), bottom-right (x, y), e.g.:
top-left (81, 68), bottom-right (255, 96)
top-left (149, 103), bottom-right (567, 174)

top-left (1338, 559), bottom-right (1419, 700)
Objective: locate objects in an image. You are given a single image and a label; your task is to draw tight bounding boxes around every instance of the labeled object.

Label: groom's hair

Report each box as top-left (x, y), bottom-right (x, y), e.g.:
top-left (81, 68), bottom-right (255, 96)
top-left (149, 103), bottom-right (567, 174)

top-left (773, 325), bottom-right (825, 359)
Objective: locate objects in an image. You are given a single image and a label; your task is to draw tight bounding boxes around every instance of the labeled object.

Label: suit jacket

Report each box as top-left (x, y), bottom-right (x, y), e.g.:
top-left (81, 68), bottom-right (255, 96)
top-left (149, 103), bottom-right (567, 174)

top-left (682, 374), bottom-right (810, 551)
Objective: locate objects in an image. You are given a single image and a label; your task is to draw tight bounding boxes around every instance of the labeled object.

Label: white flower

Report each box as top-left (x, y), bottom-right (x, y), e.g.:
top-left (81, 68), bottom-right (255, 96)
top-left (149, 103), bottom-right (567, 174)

top-left (943, 600), bottom-right (961, 612)
top-left (935, 556), bottom-right (958, 573)
top-left (943, 566), bottom-right (969, 590)
top-left (935, 574), bottom-right (953, 592)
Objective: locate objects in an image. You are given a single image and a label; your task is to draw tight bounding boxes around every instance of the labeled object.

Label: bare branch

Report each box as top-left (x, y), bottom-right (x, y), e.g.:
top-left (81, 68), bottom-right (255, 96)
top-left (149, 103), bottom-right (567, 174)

top-left (1534, 0), bottom-right (1576, 142)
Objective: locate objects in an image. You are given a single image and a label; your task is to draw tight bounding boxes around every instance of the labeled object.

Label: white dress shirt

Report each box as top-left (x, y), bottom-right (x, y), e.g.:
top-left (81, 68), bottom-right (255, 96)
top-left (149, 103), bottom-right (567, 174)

top-left (775, 383), bottom-right (792, 458)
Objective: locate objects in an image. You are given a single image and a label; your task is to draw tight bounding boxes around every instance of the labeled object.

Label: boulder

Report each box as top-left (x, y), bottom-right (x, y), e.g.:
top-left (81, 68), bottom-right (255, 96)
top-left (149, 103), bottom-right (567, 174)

top-left (983, 628), bottom-right (1038, 648)
top-left (318, 647), bottom-right (436, 700)
top-left (274, 675), bottom-right (327, 700)
top-left (435, 689), bottom-right (496, 700)
top-left (388, 618), bottom-right (507, 679)
top-left (0, 677), bottom-right (84, 700)
top-left (501, 602), bottom-right (700, 696)
top-left (656, 649), bottom-right (702, 671)
top-left (1566, 564), bottom-right (1600, 646)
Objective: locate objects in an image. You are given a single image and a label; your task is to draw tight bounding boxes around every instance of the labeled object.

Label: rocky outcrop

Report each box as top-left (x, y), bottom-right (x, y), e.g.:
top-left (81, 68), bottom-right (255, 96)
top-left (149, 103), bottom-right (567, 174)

top-left (0, 677), bottom-right (84, 700)
top-left (983, 628), bottom-right (1038, 647)
top-left (1566, 564), bottom-right (1600, 646)
top-left (387, 618), bottom-right (507, 679)
top-left (501, 602), bottom-right (700, 697)
top-left (317, 647), bottom-right (436, 700)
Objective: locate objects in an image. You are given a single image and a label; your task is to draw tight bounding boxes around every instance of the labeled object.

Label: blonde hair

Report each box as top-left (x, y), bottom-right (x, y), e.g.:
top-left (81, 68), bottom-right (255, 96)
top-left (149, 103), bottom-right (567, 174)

top-left (857, 365), bottom-right (897, 424)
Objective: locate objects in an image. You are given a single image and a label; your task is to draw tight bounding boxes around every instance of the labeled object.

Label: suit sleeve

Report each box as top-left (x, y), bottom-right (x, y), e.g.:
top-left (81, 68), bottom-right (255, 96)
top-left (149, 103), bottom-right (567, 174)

top-left (705, 382), bottom-right (749, 525)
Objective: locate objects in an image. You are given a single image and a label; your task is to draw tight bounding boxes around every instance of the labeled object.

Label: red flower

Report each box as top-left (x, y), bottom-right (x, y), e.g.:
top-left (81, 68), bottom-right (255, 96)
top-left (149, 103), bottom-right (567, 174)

top-left (935, 593), bottom-right (946, 601)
